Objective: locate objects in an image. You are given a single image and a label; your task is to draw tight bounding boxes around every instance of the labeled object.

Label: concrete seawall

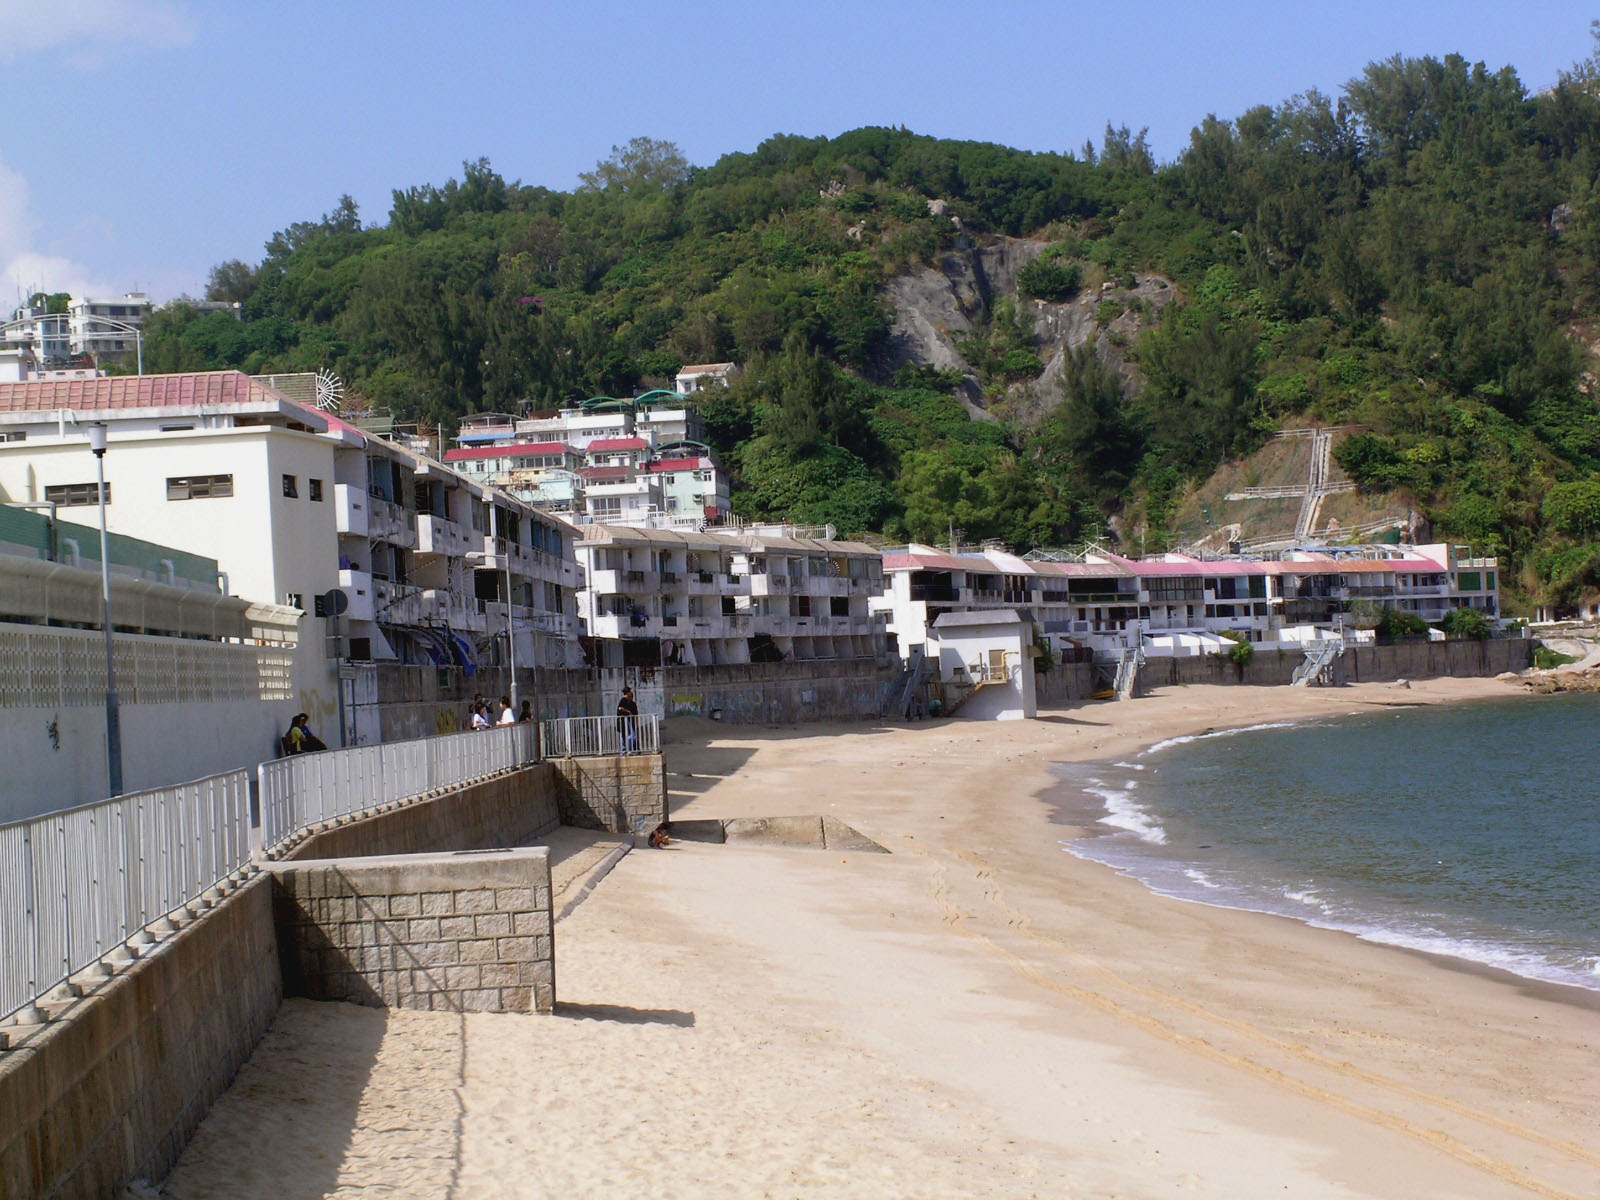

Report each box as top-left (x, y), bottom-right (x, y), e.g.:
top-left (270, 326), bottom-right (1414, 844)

top-left (2, 751), bottom-right (663, 1198)
top-left (0, 875), bottom-right (280, 1199)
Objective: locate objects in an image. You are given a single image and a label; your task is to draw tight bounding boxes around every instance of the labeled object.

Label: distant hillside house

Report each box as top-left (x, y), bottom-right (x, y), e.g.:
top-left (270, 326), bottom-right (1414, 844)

top-left (673, 362), bottom-right (740, 393)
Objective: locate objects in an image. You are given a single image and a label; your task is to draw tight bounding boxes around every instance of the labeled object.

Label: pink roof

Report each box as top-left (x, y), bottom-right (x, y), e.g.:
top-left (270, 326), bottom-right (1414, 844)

top-left (577, 465), bottom-right (630, 482)
top-left (0, 370), bottom-right (302, 414)
top-left (646, 456), bottom-right (710, 472)
top-left (444, 441), bottom-right (570, 463)
top-left (586, 437), bottom-right (647, 452)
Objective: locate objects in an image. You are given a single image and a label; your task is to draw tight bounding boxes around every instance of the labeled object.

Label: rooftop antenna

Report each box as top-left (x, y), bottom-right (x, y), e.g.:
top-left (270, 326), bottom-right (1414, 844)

top-left (314, 369), bottom-right (345, 413)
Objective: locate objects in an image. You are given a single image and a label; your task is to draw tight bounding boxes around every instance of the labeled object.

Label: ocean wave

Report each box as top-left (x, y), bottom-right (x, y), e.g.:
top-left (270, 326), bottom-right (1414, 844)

top-left (1082, 778), bottom-right (1168, 845)
top-left (1183, 867), bottom-right (1222, 890)
top-left (1140, 720), bottom-right (1301, 758)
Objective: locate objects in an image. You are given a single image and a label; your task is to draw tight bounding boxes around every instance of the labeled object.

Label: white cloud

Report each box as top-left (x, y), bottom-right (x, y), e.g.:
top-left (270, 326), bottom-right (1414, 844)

top-left (0, 0), bottom-right (196, 64)
top-left (0, 155), bottom-right (112, 310)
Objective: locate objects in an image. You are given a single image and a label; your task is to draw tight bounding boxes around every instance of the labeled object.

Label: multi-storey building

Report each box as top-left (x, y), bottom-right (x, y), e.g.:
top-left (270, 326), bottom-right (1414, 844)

top-left (875, 542), bottom-right (1501, 661)
top-left (3, 293), bottom-right (151, 370)
top-left (0, 371), bottom-right (584, 746)
top-left (576, 524), bottom-right (886, 668)
top-left (448, 392), bottom-right (729, 526)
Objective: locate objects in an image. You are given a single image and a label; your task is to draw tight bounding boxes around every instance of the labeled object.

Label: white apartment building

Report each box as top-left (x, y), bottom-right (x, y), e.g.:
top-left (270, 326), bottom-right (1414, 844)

top-left (0, 371), bottom-right (584, 746)
top-left (874, 542), bottom-right (1502, 661)
top-left (577, 524), bottom-right (886, 668)
top-left (451, 392), bottom-right (730, 526)
top-left (3, 294), bottom-right (151, 370)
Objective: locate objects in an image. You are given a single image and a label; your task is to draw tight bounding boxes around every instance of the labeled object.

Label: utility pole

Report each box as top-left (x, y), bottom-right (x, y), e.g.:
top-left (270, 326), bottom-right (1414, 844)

top-left (87, 423), bottom-right (122, 796)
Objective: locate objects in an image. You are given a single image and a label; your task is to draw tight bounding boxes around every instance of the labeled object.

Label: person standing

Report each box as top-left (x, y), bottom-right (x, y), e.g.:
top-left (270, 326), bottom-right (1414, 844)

top-left (470, 702), bottom-right (492, 731)
top-left (517, 700), bottom-right (534, 723)
top-left (616, 686), bottom-right (639, 753)
top-left (497, 696), bottom-right (516, 726)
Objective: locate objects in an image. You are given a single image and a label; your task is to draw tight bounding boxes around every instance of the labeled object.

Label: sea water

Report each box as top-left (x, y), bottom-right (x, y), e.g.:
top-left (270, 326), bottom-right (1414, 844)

top-left (1054, 692), bottom-right (1600, 992)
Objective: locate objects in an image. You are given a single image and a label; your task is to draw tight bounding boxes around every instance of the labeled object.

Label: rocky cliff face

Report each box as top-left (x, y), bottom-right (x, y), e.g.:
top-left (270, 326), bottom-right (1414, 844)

top-left (877, 233), bottom-right (1174, 423)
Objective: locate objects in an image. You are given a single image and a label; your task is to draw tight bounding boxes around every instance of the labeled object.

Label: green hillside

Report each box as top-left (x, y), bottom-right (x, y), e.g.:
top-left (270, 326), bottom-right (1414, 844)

top-left (141, 37), bottom-right (1600, 612)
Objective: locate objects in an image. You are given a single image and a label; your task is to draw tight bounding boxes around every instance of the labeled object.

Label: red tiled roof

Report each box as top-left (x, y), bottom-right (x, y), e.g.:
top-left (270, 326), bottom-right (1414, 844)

top-left (576, 465), bottom-right (630, 482)
top-left (444, 441), bottom-right (570, 462)
top-left (586, 437), bottom-right (647, 452)
top-left (0, 370), bottom-right (292, 414)
top-left (645, 457), bottom-right (710, 472)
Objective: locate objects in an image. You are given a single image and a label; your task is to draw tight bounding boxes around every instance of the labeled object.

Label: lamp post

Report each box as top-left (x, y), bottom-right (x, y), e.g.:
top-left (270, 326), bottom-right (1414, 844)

top-left (86, 423), bottom-right (123, 796)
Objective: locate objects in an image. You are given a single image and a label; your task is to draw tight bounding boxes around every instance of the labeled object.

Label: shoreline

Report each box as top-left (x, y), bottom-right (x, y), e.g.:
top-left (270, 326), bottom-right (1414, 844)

top-left (1036, 688), bottom-right (1600, 1007)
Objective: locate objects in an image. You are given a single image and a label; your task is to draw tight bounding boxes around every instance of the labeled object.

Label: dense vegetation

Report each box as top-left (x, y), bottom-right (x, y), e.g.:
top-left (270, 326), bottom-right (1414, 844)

top-left (143, 36), bottom-right (1600, 610)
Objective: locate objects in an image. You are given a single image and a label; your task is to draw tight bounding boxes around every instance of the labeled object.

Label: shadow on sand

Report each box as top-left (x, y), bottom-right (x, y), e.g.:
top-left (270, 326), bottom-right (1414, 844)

top-left (554, 1001), bottom-right (695, 1027)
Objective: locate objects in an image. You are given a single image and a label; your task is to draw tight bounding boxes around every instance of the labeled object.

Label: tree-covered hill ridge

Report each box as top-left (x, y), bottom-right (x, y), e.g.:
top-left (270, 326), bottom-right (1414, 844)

top-left (141, 41), bottom-right (1600, 611)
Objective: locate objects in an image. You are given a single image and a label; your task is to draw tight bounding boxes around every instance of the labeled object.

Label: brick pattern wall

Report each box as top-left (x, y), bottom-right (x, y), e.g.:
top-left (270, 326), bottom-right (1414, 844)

top-left (552, 752), bottom-right (667, 834)
top-left (280, 765), bottom-right (561, 862)
top-left (269, 850), bottom-right (555, 1014)
top-left (0, 875), bottom-right (280, 1200)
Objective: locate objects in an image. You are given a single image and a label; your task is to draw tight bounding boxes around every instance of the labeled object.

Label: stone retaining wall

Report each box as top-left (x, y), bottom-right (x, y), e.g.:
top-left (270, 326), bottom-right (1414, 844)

top-left (0, 875), bottom-right (280, 1200)
top-left (551, 753), bottom-right (667, 834)
top-left (269, 850), bottom-right (555, 1014)
top-left (279, 765), bottom-right (561, 862)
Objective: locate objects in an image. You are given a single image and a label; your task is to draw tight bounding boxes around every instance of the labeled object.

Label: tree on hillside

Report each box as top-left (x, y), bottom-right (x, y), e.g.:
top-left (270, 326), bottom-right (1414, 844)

top-left (578, 137), bottom-right (692, 193)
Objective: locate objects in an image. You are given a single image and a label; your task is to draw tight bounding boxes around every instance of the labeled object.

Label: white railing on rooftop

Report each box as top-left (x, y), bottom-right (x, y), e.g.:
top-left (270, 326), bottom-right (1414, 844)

top-left (0, 770), bottom-right (252, 1025)
top-left (258, 722), bottom-right (538, 854)
top-left (543, 713), bottom-right (660, 758)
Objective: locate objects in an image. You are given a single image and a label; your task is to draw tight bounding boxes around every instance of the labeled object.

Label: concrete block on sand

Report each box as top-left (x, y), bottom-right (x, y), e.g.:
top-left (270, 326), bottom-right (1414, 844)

top-left (722, 815), bottom-right (825, 847)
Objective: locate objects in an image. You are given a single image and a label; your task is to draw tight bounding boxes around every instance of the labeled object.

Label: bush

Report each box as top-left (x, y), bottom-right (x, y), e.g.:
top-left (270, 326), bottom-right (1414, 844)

top-left (1095, 299), bottom-right (1126, 326)
top-left (1436, 607), bottom-right (1492, 640)
top-left (1228, 639), bottom-right (1255, 667)
top-left (1017, 257), bottom-right (1082, 302)
top-left (1375, 608), bottom-right (1429, 639)
top-left (1534, 647), bottom-right (1578, 669)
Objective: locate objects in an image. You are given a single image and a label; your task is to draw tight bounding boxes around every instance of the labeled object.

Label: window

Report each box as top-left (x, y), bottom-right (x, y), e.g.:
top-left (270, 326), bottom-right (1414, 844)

top-left (44, 482), bottom-right (108, 506)
top-left (159, 424), bottom-right (194, 433)
top-left (309, 478), bottom-right (324, 502)
top-left (282, 474), bottom-right (299, 498)
top-left (0, 431), bottom-right (25, 443)
top-left (167, 475), bottom-right (234, 500)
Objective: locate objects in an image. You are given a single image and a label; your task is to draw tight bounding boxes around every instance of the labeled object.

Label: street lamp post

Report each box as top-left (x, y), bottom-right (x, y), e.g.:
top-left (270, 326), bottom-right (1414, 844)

top-left (87, 423), bottom-right (123, 796)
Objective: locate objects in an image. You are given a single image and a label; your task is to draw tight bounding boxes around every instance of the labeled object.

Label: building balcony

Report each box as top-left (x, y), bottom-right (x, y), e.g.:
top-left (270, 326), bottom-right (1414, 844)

top-left (746, 573), bottom-right (792, 596)
top-left (586, 567), bottom-right (661, 595)
top-left (368, 496), bottom-right (417, 548)
top-left (421, 588), bottom-right (487, 633)
top-left (374, 578), bottom-right (424, 626)
top-left (416, 513), bottom-right (476, 558)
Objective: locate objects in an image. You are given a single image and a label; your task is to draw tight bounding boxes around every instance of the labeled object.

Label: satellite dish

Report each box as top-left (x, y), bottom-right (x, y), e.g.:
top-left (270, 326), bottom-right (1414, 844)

top-left (315, 369), bottom-right (345, 413)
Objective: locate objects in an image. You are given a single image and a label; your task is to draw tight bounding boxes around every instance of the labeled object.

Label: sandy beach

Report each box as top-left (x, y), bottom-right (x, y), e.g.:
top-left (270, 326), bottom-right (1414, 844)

top-left (162, 678), bottom-right (1600, 1199)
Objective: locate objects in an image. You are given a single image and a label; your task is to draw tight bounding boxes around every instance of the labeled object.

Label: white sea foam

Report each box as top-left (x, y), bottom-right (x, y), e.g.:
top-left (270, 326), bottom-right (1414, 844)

top-left (1140, 720), bottom-right (1300, 758)
top-left (1183, 867), bottom-right (1222, 890)
top-left (1113, 761), bottom-right (1145, 771)
top-left (1083, 780), bottom-right (1168, 845)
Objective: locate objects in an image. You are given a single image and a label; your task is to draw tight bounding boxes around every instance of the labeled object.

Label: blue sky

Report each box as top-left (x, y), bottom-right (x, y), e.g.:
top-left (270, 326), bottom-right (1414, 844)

top-left (1, 0), bottom-right (1593, 304)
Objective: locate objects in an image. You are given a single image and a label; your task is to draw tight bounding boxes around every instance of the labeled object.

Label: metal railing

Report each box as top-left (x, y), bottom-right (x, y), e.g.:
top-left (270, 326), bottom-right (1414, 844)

top-left (2, 711), bottom-right (655, 1026)
top-left (258, 722), bottom-right (538, 853)
top-left (542, 713), bottom-right (660, 758)
top-left (0, 770), bottom-right (251, 1025)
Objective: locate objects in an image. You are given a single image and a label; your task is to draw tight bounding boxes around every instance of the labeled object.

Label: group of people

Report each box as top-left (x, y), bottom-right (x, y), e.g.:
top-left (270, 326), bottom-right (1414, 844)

top-left (469, 695), bottom-right (534, 729)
